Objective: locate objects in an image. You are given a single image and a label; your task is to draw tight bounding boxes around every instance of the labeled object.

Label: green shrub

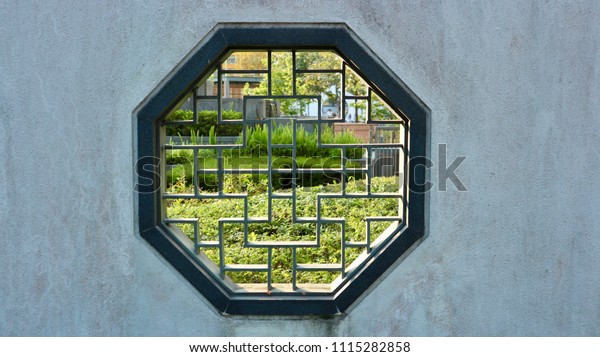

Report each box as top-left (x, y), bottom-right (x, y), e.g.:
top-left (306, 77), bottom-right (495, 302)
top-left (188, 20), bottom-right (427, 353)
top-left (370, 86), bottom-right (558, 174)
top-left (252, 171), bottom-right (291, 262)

top-left (166, 110), bottom-right (243, 137)
top-left (166, 176), bottom-right (400, 284)
top-left (167, 113), bottom-right (364, 160)
top-left (166, 109), bottom-right (194, 122)
top-left (165, 120), bottom-right (367, 191)
top-left (165, 153), bottom-right (364, 192)
top-left (165, 149), bottom-right (193, 165)
top-left (237, 123), bottom-right (364, 159)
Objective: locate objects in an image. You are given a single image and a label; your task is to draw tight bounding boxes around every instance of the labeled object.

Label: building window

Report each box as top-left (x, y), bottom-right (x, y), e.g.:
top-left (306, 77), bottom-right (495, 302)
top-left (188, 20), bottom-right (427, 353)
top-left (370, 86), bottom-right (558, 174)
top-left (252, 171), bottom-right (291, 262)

top-left (135, 24), bottom-right (428, 315)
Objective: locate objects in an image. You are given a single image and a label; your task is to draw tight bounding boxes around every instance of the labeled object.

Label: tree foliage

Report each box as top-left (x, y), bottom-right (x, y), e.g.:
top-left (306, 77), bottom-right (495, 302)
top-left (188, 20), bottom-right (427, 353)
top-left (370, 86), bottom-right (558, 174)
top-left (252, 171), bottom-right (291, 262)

top-left (240, 50), bottom-right (396, 120)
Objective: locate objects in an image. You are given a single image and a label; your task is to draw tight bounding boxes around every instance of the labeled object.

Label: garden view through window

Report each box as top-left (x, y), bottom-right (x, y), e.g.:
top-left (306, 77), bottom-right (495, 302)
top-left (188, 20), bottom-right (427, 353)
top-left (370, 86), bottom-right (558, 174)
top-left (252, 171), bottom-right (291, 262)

top-left (161, 49), bottom-right (407, 293)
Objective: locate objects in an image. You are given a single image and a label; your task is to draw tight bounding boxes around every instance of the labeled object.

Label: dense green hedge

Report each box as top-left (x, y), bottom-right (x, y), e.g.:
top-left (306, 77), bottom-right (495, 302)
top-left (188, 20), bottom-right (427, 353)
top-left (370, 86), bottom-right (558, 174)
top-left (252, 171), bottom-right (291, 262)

top-left (167, 176), bottom-right (399, 284)
top-left (166, 111), bottom-right (364, 160)
top-left (241, 123), bottom-right (363, 159)
top-left (166, 109), bottom-right (243, 137)
top-left (166, 154), bottom-right (364, 191)
top-left (165, 113), bottom-right (367, 190)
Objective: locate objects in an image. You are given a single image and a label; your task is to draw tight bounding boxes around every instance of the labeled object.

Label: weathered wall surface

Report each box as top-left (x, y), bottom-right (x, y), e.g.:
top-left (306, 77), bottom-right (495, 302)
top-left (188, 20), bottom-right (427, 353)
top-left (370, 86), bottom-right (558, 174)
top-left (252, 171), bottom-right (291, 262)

top-left (1, 1), bottom-right (598, 336)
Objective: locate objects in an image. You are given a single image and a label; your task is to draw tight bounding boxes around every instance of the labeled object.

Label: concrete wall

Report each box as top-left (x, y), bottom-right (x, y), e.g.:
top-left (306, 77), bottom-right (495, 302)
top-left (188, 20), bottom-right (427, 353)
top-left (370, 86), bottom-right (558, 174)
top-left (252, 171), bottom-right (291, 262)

top-left (1, 1), bottom-right (599, 336)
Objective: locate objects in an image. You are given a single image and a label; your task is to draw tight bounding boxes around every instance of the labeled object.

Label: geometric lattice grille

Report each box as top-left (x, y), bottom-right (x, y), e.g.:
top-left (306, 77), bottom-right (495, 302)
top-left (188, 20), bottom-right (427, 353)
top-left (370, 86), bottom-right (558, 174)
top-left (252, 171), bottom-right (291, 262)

top-left (161, 49), bottom-right (407, 294)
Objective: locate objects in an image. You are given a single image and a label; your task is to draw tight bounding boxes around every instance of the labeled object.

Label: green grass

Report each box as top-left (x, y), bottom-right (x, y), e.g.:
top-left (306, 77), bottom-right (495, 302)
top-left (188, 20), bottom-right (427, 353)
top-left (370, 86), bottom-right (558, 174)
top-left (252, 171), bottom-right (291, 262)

top-left (239, 123), bottom-right (364, 159)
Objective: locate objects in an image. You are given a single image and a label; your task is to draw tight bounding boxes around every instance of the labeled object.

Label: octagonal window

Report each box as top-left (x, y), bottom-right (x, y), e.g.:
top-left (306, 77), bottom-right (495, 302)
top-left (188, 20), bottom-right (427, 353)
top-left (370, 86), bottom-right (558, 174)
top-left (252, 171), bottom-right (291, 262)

top-left (135, 24), bottom-right (428, 315)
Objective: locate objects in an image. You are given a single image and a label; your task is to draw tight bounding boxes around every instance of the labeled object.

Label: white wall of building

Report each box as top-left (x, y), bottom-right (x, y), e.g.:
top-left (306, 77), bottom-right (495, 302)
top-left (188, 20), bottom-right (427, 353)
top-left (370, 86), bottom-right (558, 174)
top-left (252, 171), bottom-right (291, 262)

top-left (1, 0), bottom-right (599, 336)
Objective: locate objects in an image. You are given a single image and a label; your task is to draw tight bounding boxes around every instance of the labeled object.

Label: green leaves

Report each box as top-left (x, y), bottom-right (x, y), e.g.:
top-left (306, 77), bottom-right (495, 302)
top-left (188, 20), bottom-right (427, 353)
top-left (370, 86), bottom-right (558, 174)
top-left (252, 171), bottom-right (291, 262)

top-left (237, 122), bottom-right (363, 158)
top-left (165, 110), bottom-right (243, 137)
top-left (167, 177), bottom-right (399, 284)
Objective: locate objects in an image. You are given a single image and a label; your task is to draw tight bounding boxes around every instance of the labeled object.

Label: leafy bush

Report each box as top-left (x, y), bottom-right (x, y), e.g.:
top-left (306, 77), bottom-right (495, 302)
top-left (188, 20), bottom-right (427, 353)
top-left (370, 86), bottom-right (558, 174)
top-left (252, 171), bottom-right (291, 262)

top-left (166, 109), bottom-right (194, 122)
top-left (167, 176), bottom-right (400, 284)
top-left (165, 119), bottom-right (368, 190)
top-left (166, 110), bottom-right (243, 137)
top-left (330, 128), bottom-right (364, 159)
top-left (166, 155), bottom-right (364, 192)
top-left (166, 112), bottom-right (364, 160)
top-left (238, 123), bottom-right (364, 159)
top-left (165, 149), bottom-right (193, 165)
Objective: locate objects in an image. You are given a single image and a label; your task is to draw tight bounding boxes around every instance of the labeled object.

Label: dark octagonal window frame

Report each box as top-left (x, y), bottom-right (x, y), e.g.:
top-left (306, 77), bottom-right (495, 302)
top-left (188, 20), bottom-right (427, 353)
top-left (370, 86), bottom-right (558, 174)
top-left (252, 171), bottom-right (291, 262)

top-left (134, 23), bottom-right (428, 315)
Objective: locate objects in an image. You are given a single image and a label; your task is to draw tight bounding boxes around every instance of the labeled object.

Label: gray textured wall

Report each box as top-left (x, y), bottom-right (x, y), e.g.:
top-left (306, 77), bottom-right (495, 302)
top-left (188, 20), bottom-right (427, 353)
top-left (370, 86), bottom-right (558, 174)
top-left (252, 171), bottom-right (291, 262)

top-left (1, 1), bottom-right (599, 336)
